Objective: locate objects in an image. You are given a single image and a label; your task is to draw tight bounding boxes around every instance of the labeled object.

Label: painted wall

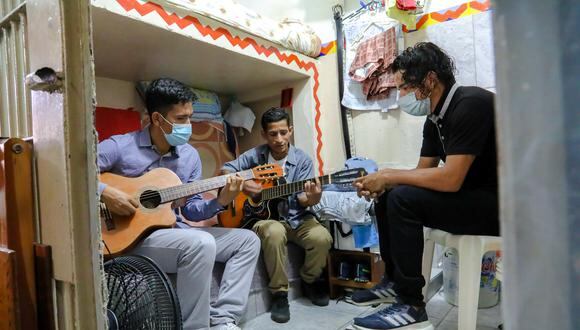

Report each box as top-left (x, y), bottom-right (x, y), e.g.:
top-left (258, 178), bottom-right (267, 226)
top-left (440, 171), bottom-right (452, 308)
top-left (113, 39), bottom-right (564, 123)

top-left (95, 76), bottom-right (145, 111)
top-left (315, 53), bottom-right (348, 173)
top-left (239, 95), bottom-right (281, 152)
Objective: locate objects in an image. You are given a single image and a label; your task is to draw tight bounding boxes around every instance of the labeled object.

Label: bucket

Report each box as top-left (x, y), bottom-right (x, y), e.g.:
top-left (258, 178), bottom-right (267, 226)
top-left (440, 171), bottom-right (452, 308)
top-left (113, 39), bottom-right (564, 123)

top-left (442, 248), bottom-right (501, 308)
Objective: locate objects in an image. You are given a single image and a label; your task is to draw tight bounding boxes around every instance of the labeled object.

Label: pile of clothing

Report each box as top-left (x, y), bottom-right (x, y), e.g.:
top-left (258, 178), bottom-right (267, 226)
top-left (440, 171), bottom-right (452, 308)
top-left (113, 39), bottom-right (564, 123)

top-left (312, 157), bottom-right (380, 249)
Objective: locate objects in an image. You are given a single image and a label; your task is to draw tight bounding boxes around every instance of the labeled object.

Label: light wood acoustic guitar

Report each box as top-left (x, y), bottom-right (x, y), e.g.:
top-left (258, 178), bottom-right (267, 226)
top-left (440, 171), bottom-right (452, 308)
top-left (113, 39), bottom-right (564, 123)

top-left (218, 168), bottom-right (367, 229)
top-left (100, 164), bottom-right (283, 256)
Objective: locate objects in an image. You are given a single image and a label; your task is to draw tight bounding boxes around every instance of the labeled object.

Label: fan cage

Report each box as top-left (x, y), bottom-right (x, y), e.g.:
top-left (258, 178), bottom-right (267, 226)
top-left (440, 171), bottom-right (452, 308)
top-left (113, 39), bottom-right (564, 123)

top-left (105, 255), bottom-right (182, 329)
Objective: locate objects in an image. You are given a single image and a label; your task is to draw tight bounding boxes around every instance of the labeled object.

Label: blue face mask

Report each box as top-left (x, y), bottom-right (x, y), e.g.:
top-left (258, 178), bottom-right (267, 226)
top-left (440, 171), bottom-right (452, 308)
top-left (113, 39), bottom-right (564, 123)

top-left (159, 115), bottom-right (192, 146)
top-left (398, 90), bottom-right (431, 116)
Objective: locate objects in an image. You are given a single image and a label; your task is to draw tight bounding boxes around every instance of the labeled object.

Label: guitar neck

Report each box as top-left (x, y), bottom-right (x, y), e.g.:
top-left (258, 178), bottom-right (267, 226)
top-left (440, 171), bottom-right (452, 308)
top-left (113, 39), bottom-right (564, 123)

top-left (158, 169), bottom-right (254, 203)
top-left (262, 174), bottom-right (333, 201)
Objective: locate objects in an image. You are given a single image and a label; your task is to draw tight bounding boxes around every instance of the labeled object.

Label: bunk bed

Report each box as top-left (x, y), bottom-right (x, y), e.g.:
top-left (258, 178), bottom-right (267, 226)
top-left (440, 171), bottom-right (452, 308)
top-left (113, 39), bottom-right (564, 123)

top-left (91, 0), bottom-right (331, 320)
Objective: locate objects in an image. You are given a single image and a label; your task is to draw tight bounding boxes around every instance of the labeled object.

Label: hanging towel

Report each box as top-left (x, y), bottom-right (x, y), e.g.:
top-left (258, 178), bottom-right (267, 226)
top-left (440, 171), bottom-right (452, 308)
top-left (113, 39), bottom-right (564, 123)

top-left (224, 100), bottom-right (256, 133)
top-left (342, 17), bottom-right (400, 111)
top-left (348, 28), bottom-right (397, 100)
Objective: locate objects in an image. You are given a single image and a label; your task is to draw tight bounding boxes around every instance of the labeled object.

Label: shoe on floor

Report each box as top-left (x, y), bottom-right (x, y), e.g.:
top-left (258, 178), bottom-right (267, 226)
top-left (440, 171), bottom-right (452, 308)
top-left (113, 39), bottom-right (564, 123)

top-left (209, 322), bottom-right (241, 330)
top-left (302, 279), bottom-right (330, 306)
top-left (352, 303), bottom-right (433, 330)
top-left (349, 279), bottom-right (398, 306)
top-left (270, 291), bottom-right (290, 323)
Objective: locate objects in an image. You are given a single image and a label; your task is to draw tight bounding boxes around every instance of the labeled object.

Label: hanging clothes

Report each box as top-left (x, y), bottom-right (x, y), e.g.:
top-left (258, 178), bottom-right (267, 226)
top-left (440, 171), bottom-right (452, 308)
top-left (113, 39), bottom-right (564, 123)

top-left (341, 13), bottom-right (400, 111)
top-left (348, 28), bottom-right (397, 100)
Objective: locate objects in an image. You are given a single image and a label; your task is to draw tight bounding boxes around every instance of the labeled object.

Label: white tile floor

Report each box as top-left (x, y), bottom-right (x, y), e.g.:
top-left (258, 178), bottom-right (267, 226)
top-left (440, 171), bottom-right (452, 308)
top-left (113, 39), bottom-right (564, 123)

top-left (240, 290), bottom-right (502, 330)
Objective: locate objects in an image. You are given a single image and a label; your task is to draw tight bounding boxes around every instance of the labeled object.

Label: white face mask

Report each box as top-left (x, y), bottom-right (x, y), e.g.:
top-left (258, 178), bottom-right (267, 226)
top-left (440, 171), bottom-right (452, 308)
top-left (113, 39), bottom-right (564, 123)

top-left (398, 91), bottom-right (431, 116)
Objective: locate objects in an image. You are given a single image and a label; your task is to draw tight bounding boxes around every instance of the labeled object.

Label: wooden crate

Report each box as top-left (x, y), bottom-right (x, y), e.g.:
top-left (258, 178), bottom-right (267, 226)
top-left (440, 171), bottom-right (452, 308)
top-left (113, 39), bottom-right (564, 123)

top-left (327, 249), bottom-right (384, 299)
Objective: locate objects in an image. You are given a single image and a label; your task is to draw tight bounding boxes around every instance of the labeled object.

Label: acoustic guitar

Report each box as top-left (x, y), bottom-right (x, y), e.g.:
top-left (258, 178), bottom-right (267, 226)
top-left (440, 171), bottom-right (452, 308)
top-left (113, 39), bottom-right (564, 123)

top-left (100, 164), bottom-right (282, 256)
top-left (218, 168), bottom-right (367, 229)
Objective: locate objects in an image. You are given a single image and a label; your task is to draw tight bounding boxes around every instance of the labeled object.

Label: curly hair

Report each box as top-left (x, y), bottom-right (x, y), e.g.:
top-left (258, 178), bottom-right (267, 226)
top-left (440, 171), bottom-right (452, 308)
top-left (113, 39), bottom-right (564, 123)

top-left (387, 42), bottom-right (456, 95)
top-left (145, 78), bottom-right (198, 117)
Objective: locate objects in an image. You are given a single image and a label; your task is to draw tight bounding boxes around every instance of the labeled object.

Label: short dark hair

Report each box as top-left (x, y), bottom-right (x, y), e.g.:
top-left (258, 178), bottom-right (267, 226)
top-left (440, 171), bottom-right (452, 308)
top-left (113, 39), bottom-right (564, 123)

top-left (387, 42), bottom-right (456, 94)
top-left (261, 107), bottom-right (290, 130)
top-left (145, 78), bottom-right (198, 117)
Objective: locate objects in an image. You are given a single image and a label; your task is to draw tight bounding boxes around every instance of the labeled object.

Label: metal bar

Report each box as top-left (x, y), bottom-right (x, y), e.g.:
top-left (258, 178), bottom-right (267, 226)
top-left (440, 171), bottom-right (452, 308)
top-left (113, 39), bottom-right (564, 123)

top-left (0, 28), bottom-right (10, 136)
top-left (0, 8), bottom-right (28, 138)
top-left (0, 1), bottom-right (24, 28)
top-left (333, 6), bottom-right (353, 159)
top-left (14, 14), bottom-right (27, 136)
top-left (7, 22), bottom-right (17, 137)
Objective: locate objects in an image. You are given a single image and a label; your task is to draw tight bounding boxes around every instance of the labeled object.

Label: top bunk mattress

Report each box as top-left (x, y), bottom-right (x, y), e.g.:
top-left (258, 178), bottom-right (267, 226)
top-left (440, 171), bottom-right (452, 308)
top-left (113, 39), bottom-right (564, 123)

top-left (95, 0), bottom-right (322, 58)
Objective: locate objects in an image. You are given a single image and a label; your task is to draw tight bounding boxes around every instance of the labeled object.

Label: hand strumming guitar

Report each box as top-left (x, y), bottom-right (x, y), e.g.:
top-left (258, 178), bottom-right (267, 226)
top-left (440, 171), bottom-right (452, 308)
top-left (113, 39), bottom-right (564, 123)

top-left (217, 174), bottom-right (245, 207)
top-left (101, 185), bottom-right (140, 216)
top-left (242, 180), bottom-right (263, 200)
top-left (298, 177), bottom-right (322, 207)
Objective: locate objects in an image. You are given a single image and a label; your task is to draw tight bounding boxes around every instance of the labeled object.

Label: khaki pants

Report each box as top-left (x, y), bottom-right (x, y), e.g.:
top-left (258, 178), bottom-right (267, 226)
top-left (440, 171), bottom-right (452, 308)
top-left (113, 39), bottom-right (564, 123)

top-left (253, 216), bottom-right (333, 293)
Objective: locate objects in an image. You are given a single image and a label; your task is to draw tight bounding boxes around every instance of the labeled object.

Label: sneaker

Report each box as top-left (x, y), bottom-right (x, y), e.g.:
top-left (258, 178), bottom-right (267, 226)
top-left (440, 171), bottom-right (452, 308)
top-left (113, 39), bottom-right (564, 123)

top-left (353, 303), bottom-right (433, 330)
top-left (349, 279), bottom-right (398, 306)
top-left (270, 291), bottom-right (290, 323)
top-left (209, 322), bottom-right (241, 330)
top-left (302, 279), bottom-right (330, 306)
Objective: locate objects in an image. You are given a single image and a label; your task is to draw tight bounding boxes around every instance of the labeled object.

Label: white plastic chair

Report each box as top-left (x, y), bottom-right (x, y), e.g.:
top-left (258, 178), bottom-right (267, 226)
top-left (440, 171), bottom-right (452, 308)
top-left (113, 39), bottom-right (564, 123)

top-left (421, 228), bottom-right (502, 330)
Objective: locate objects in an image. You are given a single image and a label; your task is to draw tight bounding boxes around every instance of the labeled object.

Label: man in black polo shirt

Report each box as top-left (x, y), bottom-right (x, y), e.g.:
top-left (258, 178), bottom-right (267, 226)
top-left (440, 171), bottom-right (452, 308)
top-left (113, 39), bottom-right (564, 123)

top-left (350, 42), bottom-right (499, 330)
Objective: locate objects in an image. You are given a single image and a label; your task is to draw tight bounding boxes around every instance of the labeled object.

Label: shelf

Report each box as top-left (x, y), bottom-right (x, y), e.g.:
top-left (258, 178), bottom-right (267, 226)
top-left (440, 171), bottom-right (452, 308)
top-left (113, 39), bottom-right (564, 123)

top-left (327, 250), bottom-right (385, 299)
top-left (329, 277), bottom-right (375, 290)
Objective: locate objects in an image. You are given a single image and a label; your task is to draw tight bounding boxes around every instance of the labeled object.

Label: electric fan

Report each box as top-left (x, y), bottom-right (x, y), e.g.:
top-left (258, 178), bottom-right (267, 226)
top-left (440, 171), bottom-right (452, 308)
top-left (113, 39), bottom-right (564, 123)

top-left (104, 255), bottom-right (182, 329)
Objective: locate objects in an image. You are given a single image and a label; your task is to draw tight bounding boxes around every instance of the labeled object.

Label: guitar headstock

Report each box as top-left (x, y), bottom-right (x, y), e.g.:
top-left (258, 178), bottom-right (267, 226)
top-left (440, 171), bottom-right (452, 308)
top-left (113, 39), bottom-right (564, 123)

top-left (252, 163), bottom-right (284, 181)
top-left (329, 168), bottom-right (368, 185)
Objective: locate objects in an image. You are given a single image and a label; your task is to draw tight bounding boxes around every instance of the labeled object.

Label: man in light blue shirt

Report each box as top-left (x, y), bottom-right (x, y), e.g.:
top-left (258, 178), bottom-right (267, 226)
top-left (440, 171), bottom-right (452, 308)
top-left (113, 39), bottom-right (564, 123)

top-left (98, 78), bottom-right (260, 330)
top-left (221, 107), bottom-right (332, 323)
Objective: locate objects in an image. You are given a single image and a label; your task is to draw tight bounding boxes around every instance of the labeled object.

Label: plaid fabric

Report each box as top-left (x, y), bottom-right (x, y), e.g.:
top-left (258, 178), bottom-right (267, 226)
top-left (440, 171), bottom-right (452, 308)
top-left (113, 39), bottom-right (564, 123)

top-left (348, 28), bottom-right (397, 100)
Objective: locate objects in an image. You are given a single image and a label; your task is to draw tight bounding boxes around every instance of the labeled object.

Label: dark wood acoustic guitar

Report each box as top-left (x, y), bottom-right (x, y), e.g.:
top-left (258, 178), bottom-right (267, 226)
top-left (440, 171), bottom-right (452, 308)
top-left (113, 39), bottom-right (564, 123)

top-left (218, 168), bottom-right (367, 229)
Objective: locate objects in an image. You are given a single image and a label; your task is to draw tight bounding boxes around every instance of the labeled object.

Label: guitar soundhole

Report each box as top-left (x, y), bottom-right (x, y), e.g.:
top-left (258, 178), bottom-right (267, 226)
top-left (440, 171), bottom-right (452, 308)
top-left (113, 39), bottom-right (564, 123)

top-left (140, 190), bottom-right (161, 209)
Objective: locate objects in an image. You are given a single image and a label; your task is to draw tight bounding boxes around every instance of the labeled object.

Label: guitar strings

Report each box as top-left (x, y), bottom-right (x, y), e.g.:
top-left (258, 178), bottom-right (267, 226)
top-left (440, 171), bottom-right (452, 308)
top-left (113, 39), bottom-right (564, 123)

top-left (265, 170), bottom-right (361, 200)
top-left (136, 168), bottom-right (263, 203)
